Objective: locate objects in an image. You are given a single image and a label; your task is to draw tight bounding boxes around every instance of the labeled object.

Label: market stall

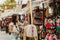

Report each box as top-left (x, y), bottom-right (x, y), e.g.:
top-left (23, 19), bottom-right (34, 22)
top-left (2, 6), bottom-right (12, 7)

top-left (0, 0), bottom-right (59, 40)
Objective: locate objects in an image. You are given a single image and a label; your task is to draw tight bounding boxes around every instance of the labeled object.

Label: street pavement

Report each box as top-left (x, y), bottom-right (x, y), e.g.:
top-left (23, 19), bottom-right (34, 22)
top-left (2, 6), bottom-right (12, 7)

top-left (0, 31), bottom-right (11, 40)
top-left (0, 31), bottom-right (20, 40)
top-left (0, 31), bottom-right (60, 40)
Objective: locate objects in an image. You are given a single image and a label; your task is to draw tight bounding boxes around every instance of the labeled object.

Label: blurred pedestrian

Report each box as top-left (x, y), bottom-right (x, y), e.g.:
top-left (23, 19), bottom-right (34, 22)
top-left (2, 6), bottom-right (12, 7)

top-left (9, 15), bottom-right (20, 40)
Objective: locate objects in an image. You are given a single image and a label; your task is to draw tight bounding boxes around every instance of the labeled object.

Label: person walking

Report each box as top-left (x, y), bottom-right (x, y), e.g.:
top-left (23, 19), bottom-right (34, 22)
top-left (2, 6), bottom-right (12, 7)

top-left (9, 15), bottom-right (20, 40)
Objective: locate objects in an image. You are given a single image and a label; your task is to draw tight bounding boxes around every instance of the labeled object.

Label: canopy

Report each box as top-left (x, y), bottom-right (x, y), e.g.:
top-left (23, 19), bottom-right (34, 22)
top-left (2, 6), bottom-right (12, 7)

top-left (0, 11), bottom-right (13, 18)
top-left (0, 0), bottom-right (49, 19)
top-left (22, 0), bottom-right (28, 4)
top-left (0, 9), bottom-right (27, 18)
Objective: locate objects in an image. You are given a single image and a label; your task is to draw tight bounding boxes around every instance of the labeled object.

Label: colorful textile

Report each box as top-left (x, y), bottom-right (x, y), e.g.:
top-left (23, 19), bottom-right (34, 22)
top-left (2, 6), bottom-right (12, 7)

top-left (45, 34), bottom-right (58, 40)
top-left (45, 23), bottom-right (52, 29)
top-left (24, 25), bottom-right (37, 37)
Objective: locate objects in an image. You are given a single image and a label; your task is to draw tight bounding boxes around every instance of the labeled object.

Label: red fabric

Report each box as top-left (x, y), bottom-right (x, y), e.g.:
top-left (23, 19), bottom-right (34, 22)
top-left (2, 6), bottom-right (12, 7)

top-left (42, 33), bottom-right (45, 37)
top-left (45, 23), bottom-right (52, 29)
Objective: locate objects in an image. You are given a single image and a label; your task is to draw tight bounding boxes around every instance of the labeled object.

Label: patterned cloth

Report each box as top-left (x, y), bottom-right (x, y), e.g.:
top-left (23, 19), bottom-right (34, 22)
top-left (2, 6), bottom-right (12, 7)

top-left (24, 24), bottom-right (37, 37)
top-left (46, 34), bottom-right (58, 40)
top-left (56, 19), bottom-right (60, 26)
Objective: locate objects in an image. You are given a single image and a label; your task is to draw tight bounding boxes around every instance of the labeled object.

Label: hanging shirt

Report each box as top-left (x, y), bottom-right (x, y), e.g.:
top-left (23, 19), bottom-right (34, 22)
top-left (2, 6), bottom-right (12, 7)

top-left (24, 24), bottom-right (37, 37)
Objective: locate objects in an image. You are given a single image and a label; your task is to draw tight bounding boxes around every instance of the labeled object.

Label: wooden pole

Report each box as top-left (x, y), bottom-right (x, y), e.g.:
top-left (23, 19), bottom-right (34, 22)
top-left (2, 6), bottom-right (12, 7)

top-left (28, 0), bottom-right (38, 40)
top-left (28, 0), bottom-right (33, 24)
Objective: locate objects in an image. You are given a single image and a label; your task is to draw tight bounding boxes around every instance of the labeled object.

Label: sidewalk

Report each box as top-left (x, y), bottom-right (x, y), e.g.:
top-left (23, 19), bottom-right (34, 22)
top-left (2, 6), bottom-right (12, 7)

top-left (0, 31), bottom-right (20, 40)
top-left (0, 31), bottom-right (10, 40)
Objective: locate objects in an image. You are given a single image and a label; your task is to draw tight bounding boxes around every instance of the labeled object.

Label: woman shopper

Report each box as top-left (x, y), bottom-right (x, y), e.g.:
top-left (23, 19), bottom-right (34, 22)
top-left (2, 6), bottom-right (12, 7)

top-left (9, 15), bottom-right (20, 40)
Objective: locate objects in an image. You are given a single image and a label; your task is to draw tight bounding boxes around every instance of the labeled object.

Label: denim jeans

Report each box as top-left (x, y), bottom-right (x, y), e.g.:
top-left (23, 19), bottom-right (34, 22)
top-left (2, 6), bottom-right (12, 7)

top-left (10, 33), bottom-right (19, 40)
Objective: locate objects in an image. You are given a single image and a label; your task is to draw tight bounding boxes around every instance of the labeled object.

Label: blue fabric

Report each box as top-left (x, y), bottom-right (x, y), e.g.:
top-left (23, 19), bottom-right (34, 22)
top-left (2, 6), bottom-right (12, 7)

top-left (10, 33), bottom-right (19, 39)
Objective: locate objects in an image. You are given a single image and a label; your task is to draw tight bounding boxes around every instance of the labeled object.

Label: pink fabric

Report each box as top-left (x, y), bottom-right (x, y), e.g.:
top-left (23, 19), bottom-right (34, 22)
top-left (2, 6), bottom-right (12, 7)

top-left (32, 27), bottom-right (34, 37)
top-left (57, 19), bottom-right (60, 23)
top-left (46, 34), bottom-right (58, 40)
top-left (57, 19), bottom-right (60, 26)
top-left (46, 34), bottom-right (50, 40)
top-left (33, 21), bottom-right (37, 24)
top-left (49, 35), bottom-right (53, 40)
top-left (57, 24), bottom-right (60, 26)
